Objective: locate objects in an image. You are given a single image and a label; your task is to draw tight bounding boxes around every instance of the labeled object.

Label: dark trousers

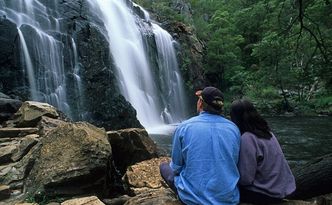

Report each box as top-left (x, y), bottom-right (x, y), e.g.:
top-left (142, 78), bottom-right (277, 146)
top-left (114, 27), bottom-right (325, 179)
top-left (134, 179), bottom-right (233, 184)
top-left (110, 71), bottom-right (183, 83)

top-left (239, 186), bottom-right (284, 205)
top-left (159, 162), bottom-right (178, 194)
top-left (160, 162), bottom-right (187, 204)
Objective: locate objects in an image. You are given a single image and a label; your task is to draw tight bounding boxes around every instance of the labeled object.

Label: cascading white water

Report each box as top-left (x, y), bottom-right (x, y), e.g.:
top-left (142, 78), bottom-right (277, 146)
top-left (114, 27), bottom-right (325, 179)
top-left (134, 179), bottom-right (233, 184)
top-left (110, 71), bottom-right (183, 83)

top-left (17, 29), bottom-right (38, 100)
top-left (70, 38), bottom-right (85, 119)
top-left (88, 0), bottom-right (188, 129)
top-left (152, 24), bottom-right (188, 123)
top-left (1, 0), bottom-right (188, 129)
top-left (0, 0), bottom-right (70, 115)
top-left (138, 4), bottom-right (188, 124)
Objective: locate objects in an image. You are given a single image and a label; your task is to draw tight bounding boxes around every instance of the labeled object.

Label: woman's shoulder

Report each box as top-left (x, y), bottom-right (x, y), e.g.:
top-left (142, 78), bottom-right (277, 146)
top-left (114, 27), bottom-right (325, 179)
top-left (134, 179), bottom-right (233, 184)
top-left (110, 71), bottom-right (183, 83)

top-left (242, 131), bottom-right (257, 138)
top-left (240, 132), bottom-right (260, 144)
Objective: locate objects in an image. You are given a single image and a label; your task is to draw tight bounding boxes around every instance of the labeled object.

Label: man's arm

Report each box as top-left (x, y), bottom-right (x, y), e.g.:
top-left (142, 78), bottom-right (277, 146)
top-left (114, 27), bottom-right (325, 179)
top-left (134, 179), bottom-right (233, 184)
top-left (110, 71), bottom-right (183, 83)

top-left (170, 127), bottom-right (184, 175)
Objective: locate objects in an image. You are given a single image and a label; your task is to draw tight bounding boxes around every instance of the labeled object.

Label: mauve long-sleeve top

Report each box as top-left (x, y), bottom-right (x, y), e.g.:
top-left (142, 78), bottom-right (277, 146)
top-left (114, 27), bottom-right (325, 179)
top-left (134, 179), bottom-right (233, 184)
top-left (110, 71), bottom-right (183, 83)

top-left (238, 131), bottom-right (296, 198)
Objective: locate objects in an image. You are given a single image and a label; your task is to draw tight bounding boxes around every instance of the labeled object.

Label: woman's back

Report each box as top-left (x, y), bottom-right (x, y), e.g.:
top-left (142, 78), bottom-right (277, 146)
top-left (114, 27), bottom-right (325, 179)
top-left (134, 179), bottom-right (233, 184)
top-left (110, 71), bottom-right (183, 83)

top-left (230, 99), bottom-right (296, 204)
top-left (238, 131), bottom-right (296, 198)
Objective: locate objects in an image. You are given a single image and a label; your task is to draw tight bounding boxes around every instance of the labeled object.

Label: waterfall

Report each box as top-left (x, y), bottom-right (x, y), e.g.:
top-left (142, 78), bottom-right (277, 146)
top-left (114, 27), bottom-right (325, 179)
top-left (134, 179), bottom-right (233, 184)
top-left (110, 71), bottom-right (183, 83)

top-left (1, 0), bottom-right (188, 129)
top-left (89, 0), bottom-right (188, 128)
top-left (0, 0), bottom-right (71, 116)
top-left (70, 37), bottom-right (85, 119)
top-left (17, 29), bottom-right (38, 100)
top-left (152, 23), bottom-right (188, 124)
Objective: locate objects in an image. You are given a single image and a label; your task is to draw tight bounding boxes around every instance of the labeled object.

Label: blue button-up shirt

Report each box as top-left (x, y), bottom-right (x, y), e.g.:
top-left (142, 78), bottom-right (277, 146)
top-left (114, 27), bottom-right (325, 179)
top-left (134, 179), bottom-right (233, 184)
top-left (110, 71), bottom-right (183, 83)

top-left (170, 112), bottom-right (241, 205)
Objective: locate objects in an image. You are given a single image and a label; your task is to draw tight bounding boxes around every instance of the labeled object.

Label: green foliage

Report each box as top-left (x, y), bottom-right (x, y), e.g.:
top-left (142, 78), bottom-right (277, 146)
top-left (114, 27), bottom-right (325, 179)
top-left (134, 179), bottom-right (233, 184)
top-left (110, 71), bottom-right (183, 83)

top-left (134, 0), bottom-right (187, 23)
top-left (312, 96), bottom-right (332, 114)
top-left (194, 0), bottom-right (331, 114)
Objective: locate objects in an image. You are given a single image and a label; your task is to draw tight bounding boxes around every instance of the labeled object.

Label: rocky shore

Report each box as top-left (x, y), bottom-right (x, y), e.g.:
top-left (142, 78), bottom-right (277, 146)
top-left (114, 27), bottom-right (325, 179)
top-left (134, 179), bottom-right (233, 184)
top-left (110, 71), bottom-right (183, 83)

top-left (0, 99), bottom-right (331, 205)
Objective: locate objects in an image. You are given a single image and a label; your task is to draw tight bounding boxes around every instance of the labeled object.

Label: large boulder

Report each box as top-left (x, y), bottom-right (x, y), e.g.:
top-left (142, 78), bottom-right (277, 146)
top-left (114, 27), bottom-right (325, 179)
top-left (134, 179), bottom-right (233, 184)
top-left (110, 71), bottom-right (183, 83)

top-left (24, 122), bottom-right (112, 198)
top-left (8, 101), bottom-right (59, 128)
top-left (107, 129), bottom-right (158, 174)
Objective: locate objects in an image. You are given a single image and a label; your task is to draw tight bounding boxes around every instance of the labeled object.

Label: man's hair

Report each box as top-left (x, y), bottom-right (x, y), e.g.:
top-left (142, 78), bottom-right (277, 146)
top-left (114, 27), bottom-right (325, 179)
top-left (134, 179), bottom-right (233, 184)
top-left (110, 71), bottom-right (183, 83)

top-left (197, 86), bottom-right (224, 115)
top-left (202, 101), bottom-right (223, 115)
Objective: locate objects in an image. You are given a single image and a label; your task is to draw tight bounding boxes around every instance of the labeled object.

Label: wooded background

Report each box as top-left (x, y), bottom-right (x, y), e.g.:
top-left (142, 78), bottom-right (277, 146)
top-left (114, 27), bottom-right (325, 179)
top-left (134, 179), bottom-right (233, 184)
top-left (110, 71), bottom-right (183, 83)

top-left (136, 0), bottom-right (332, 115)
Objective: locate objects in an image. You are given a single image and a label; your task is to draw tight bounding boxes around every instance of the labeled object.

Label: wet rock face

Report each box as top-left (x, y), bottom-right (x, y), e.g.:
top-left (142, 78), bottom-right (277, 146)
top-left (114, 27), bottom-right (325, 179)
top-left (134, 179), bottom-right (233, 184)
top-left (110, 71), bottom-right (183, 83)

top-left (0, 93), bottom-right (22, 124)
top-left (0, 0), bottom-right (142, 130)
top-left (75, 24), bottom-right (142, 130)
top-left (165, 21), bottom-right (205, 90)
top-left (0, 18), bottom-right (25, 98)
top-left (107, 128), bottom-right (158, 174)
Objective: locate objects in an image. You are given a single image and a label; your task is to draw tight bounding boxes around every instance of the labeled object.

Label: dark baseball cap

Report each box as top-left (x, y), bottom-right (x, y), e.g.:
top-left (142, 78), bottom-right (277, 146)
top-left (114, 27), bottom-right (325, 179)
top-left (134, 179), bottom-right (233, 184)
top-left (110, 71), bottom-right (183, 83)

top-left (195, 86), bottom-right (224, 109)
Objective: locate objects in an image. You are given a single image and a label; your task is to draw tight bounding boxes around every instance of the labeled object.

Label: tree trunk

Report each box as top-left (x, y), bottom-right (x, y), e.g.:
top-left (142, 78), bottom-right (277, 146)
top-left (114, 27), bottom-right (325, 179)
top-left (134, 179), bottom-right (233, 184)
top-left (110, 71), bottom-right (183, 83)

top-left (290, 153), bottom-right (332, 199)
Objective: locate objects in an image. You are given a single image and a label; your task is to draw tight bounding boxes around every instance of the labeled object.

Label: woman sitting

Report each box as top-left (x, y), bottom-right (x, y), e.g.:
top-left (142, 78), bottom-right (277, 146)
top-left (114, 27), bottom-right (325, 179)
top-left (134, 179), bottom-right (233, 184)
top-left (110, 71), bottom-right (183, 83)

top-left (230, 99), bottom-right (296, 204)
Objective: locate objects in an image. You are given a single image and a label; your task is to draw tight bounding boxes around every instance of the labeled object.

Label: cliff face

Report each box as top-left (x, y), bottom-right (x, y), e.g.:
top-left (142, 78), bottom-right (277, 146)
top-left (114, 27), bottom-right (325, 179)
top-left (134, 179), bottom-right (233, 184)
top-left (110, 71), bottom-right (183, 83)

top-left (0, 18), bottom-right (23, 98)
top-left (0, 0), bottom-right (193, 128)
top-left (0, 1), bottom-right (143, 130)
top-left (141, 0), bottom-right (206, 91)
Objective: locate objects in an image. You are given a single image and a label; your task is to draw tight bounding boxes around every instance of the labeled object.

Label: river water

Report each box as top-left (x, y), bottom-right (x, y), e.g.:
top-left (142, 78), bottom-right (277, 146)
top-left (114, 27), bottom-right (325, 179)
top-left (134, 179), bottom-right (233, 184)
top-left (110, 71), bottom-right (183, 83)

top-left (267, 116), bottom-right (332, 167)
top-left (149, 116), bottom-right (332, 167)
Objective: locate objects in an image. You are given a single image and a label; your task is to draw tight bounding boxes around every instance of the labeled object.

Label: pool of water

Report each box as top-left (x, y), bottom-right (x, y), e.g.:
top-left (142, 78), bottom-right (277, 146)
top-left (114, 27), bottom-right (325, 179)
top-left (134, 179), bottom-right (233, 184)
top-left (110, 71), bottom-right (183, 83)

top-left (148, 116), bottom-right (332, 167)
top-left (267, 116), bottom-right (332, 167)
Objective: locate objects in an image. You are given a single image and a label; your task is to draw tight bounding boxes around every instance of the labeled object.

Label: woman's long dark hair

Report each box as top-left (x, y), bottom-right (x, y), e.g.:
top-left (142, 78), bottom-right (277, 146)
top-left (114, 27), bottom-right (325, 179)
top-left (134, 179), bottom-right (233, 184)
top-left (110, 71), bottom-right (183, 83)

top-left (230, 99), bottom-right (272, 139)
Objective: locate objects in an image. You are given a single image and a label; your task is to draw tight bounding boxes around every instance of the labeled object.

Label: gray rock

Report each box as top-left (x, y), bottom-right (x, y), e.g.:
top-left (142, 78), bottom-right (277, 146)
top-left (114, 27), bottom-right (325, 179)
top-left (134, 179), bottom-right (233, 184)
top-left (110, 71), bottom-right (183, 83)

top-left (0, 93), bottom-right (10, 99)
top-left (61, 196), bottom-right (105, 205)
top-left (0, 184), bottom-right (11, 200)
top-left (25, 122), bottom-right (112, 197)
top-left (107, 128), bottom-right (158, 174)
top-left (0, 144), bottom-right (17, 164)
top-left (0, 97), bottom-right (22, 124)
top-left (0, 142), bottom-right (40, 189)
top-left (11, 101), bottom-right (59, 127)
top-left (37, 116), bottom-right (67, 137)
top-left (124, 189), bottom-right (181, 205)
top-left (102, 195), bottom-right (131, 205)
top-left (0, 127), bottom-right (38, 138)
top-left (11, 134), bottom-right (39, 162)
